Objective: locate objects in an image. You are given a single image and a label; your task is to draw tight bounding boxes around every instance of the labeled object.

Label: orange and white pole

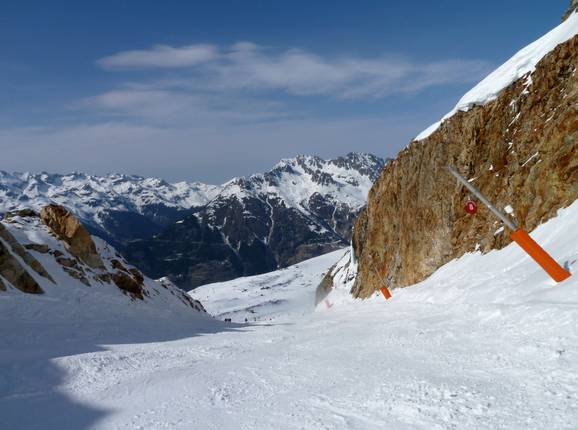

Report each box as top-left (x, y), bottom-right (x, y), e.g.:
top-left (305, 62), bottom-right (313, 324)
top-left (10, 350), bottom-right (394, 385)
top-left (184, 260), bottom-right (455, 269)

top-left (448, 166), bottom-right (571, 283)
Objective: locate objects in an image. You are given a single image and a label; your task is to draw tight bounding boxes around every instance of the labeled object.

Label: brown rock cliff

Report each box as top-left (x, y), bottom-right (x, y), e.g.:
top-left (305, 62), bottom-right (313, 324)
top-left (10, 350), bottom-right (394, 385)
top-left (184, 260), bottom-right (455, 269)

top-left (40, 204), bottom-right (105, 269)
top-left (351, 35), bottom-right (578, 298)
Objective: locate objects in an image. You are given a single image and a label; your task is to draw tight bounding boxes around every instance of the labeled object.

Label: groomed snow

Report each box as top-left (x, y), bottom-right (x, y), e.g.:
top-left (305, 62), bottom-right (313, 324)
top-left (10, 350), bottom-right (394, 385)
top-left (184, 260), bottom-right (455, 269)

top-left (415, 11), bottom-right (578, 141)
top-left (2, 199), bottom-right (578, 429)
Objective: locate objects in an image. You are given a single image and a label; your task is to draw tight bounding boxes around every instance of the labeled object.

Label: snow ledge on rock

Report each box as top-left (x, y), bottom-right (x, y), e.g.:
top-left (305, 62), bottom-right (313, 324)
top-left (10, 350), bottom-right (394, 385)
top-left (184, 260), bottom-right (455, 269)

top-left (414, 11), bottom-right (578, 141)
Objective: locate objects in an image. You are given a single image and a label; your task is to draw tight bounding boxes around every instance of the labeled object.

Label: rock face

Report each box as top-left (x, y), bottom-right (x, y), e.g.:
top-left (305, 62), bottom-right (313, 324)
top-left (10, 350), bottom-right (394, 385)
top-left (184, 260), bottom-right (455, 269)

top-left (0, 207), bottom-right (206, 314)
top-left (124, 153), bottom-right (385, 289)
top-left (40, 204), bottom-right (105, 269)
top-left (563, 0), bottom-right (578, 21)
top-left (351, 34), bottom-right (578, 298)
top-left (0, 229), bottom-right (44, 294)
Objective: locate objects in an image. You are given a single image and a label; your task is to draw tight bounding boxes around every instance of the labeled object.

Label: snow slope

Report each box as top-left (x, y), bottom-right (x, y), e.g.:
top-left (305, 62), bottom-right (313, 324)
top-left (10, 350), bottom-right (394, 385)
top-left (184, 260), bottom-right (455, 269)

top-left (2, 200), bottom-right (577, 429)
top-left (191, 249), bottom-right (346, 323)
top-left (415, 11), bottom-right (578, 140)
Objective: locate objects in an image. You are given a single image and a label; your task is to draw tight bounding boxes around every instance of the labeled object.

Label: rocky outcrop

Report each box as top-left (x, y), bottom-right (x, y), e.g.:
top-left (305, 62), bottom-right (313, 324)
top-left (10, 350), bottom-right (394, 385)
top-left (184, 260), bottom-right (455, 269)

top-left (0, 241), bottom-right (43, 293)
top-left (563, 0), bottom-right (578, 21)
top-left (0, 227), bottom-right (45, 294)
top-left (0, 206), bottom-right (206, 314)
top-left (0, 223), bottom-right (54, 283)
top-left (351, 35), bottom-right (578, 298)
top-left (40, 204), bottom-right (105, 269)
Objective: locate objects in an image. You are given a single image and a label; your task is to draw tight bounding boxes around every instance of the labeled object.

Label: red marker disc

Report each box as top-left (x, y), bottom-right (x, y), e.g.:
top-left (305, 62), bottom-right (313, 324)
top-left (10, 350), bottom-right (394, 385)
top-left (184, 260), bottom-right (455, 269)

top-left (465, 200), bottom-right (477, 214)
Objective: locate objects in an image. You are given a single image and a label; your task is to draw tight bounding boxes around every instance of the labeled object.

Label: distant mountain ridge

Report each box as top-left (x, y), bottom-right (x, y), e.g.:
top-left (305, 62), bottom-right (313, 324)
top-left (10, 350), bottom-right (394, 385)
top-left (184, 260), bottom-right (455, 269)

top-left (0, 152), bottom-right (386, 289)
top-left (0, 170), bottom-right (221, 245)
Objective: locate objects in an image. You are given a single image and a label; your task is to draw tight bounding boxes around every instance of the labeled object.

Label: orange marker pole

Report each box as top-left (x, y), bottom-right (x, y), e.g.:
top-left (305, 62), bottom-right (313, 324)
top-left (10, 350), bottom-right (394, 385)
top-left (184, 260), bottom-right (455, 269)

top-left (510, 229), bottom-right (571, 282)
top-left (448, 165), bottom-right (571, 283)
top-left (380, 287), bottom-right (392, 300)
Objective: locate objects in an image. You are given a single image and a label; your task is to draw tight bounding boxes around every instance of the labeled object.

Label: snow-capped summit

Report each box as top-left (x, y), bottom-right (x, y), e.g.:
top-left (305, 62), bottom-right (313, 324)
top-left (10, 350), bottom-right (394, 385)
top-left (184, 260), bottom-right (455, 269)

top-left (212, 152), bottom-right (383, 218)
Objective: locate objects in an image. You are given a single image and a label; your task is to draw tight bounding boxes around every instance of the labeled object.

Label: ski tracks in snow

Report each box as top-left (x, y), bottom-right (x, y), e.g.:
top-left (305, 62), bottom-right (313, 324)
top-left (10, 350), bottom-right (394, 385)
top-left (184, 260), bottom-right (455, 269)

top-left (48, 298), bottom-right (578, 429)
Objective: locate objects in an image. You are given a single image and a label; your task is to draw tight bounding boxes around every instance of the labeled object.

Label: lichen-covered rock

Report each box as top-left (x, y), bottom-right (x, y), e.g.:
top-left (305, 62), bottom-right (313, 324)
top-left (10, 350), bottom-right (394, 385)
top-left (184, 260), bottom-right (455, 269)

top-left (351, 35), bottom-right (578, 298)
top-left (40, 204), bottom-right (105, 269)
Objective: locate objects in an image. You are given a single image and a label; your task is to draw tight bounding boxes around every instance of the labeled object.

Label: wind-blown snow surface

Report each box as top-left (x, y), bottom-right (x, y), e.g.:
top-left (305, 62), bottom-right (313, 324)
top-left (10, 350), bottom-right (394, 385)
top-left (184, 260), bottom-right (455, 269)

top-left (2, 201), bottom-right (578, 429)
top-left (415, 11), bottom-right (578, 140)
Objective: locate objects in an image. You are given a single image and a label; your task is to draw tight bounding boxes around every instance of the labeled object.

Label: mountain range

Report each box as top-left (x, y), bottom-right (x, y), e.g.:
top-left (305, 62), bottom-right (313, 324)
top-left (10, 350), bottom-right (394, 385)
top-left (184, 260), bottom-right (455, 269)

top-left (0, 152), bottom-right (385, 288)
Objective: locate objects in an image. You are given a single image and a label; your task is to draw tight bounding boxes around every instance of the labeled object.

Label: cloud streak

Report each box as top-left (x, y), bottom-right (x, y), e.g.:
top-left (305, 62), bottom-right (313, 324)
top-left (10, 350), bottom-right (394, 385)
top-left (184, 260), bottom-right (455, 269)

top-left (96, 41), bottom-right (491, 100)
top-left (97, 44), bottom-right (218, 69)
top-left (5, 41), bottom-right (494, 182)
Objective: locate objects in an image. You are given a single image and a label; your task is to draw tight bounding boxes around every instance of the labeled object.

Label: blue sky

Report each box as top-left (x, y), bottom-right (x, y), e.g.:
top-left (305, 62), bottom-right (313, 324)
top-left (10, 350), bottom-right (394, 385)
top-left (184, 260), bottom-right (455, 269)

top-left (0, 0), bottom-right (569, 183)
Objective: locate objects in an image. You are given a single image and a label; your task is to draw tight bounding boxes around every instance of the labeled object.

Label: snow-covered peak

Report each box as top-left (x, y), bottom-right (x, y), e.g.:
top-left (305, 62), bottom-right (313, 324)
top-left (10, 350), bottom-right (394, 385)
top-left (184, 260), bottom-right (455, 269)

top-left (0, 153), bottom-right (383, 222)
top-left (415, 11), bottom-right (578, 141)
top-left (215, 152), bottom-right (385, 212)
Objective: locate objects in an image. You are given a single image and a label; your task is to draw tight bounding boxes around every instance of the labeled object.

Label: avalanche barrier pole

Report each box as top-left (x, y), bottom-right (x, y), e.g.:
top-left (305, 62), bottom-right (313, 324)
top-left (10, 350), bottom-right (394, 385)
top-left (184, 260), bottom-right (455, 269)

top-left (448, 165), bottom-right (571, 283)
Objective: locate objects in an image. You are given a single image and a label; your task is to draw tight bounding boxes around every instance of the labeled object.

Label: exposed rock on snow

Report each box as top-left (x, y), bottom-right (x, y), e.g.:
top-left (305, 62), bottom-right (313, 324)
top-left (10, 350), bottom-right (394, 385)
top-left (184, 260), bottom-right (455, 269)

top-left (350, 18), bottom-right (578, 297)
top-left (0, 224), bottom-right (45, 294)
top-left (415, 11), bottom-right (578, 141)
top-left (0, 205), bottom-right (205, 313)
top-left (41, 204), bottom-right (105, 269)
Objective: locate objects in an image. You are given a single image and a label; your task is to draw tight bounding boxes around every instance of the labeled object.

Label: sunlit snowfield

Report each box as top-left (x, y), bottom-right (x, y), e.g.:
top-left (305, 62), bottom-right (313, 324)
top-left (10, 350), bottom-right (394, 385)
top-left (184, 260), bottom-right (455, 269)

top-left (2, 201), bottom-right (578, 430)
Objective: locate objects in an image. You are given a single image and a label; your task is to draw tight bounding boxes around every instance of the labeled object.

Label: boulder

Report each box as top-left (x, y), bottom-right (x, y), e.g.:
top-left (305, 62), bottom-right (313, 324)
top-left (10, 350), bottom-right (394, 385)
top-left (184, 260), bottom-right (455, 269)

top-left (40, 204), bottom-right (105, 269)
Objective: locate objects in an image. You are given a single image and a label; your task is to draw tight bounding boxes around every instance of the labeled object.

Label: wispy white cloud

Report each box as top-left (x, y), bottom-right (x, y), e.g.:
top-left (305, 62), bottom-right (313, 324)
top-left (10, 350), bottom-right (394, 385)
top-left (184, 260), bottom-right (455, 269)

top-left (96, 41), bottom-right (491, 100)
top-left (84, 88), bottom-right (287, 125)
top-left (97, 44), bottom-right (218, 69)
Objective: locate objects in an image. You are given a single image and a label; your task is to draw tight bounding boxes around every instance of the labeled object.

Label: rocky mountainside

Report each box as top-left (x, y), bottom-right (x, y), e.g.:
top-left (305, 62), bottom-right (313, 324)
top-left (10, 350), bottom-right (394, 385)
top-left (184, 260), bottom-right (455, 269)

top-left (0, 153), bottom-right (385, 289)
top-left (124, 153), bottom-right (385, 289)
top-left (343, 10), bottom-right (578, 298)
top-left (0, 205), bottom-right (205, 312)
